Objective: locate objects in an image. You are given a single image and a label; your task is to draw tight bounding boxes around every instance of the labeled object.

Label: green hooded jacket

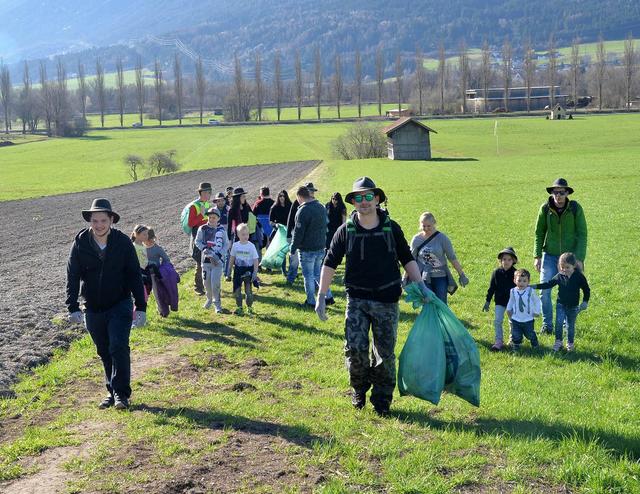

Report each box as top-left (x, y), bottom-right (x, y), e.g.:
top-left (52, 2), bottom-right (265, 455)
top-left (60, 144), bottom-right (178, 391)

top-left (534, 198), bottom-right (587, 261)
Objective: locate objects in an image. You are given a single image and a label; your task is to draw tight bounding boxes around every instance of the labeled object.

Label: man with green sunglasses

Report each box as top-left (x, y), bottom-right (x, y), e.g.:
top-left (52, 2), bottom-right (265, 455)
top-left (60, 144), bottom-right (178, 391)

top-left (534, 177), bottom-right (587, 335)
top-left (317, 177), bottom-right (430, 417)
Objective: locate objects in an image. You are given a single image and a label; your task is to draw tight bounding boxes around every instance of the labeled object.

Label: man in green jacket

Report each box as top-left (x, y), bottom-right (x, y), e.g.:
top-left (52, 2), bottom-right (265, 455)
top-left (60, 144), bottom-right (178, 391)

top-left (534, 178), bottom-right (587, 334)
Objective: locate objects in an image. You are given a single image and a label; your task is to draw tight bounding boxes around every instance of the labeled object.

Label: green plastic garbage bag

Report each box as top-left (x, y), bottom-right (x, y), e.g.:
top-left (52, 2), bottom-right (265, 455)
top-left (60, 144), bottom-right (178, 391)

top-left (397, 284), bottom-right (446, 405)
top-left (399, 283), bottom-right (481, 407)
top-left (260, 224), bottom-right (289, 270)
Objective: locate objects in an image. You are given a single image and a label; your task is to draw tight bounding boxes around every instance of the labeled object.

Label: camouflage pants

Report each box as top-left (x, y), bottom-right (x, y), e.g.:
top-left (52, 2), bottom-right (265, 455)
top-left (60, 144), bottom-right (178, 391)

top-left (344, 297), bottom-right (399, 408)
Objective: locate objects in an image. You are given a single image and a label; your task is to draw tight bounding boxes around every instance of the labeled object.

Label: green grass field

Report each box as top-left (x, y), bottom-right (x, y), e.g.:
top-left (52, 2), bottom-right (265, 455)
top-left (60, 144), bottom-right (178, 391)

top-left (84, 103), bottom-right (402, 129)
top-left (1, 114), bottom-right (640, 492)
top-left (423, 38), bottom-right (638, 70)
top-left (28, 69), bottom-right (155, 91)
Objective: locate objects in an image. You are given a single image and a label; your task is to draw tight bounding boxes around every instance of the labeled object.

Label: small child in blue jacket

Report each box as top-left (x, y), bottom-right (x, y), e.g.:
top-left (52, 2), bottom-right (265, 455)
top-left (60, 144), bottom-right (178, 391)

top-left (532, 252), bottom-right (590, 352)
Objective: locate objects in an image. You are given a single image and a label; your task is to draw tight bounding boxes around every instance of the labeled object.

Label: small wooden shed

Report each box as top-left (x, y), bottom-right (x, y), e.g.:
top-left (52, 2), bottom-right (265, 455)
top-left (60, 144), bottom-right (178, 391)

top-left (549, 104), bottom-right (567, 120)
top-left (383, 117), bottom-right (437, 160)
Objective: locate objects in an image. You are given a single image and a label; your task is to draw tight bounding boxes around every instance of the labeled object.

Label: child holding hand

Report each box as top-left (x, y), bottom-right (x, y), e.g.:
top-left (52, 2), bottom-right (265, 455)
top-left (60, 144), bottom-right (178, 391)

top-left (531, 252), bottom-right (590, 352)
top-left (507, 268), bottom-right (542, 351)
top-left (483, 247), bottom-right (518, 351)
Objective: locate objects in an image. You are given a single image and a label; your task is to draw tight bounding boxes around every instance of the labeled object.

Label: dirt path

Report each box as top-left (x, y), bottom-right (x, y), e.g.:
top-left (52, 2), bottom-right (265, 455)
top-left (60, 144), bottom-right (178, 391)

top-left (0, 161), bottom-right (320, 396)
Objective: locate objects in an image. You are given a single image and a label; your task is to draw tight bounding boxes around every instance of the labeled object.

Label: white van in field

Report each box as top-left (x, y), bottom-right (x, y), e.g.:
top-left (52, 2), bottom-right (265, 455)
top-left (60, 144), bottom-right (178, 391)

top-left (208, 119), bottom-right (220, 126)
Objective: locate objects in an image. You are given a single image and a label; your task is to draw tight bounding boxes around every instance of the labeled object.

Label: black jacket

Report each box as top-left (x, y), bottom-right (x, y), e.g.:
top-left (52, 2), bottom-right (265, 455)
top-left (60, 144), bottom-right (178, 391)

top-left (269, 202), bottom-right (291, 226)
top-left (485, 266), bottom-right (516, 306)
top-left (535, 270), bottom-right (590, 308)
top-left (66, 228), bottom-right (147, 313)
top-left (291, 199), bottom-right (327, 253)
top-left (324, 210), bottom-right (414, 303)
top-left (286, 200), bottom-right (300, 239)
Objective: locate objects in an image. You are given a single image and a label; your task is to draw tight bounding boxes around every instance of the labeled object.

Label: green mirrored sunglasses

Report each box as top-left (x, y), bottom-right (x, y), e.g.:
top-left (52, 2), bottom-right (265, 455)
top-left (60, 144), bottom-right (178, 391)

top-left (354, 192), bottom-right (375, 203)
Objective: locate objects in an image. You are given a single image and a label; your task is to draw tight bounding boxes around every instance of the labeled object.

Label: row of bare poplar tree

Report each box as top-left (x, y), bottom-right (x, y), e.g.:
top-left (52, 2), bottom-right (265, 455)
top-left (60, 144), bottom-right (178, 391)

top-left (0, 33), bottom-right (637, 134)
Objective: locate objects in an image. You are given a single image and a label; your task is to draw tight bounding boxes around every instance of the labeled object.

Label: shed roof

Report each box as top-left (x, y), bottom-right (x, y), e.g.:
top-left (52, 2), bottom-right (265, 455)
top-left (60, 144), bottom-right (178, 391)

top-left (383, 117), bottom-right (437, 136)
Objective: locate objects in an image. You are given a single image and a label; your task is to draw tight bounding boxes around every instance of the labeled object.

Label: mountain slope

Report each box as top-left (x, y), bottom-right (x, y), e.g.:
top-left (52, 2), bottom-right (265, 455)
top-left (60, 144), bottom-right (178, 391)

top-left (3, 0), bottom-right (640, 75)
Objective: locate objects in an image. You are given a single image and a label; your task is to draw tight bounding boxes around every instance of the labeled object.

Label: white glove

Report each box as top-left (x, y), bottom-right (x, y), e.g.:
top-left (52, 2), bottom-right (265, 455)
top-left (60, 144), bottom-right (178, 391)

top-left (315, 293), bottom-right (328, 321)
top-left (134, 311), bottom-right (147, 328)
top-left (69, 311), bottom-right (83, 324)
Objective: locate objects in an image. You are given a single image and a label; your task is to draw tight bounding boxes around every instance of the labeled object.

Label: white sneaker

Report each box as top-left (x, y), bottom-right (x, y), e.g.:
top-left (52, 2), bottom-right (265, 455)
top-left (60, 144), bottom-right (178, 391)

top-left (203, 300), bottom-right (212, 309)
top-left (553, 340), bottom-right (563, 352)
top-left (566, 342), bottom-right (574, 352)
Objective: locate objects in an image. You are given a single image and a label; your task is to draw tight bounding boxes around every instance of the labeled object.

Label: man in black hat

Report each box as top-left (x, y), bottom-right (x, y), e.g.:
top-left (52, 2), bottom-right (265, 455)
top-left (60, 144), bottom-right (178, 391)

top-left (534, 178), bottom-right (587, 334)
top-left (187, 183), bottom-right (212, 295)
top-left (66, 198), bottom-right (147, 410)
top-left (316, 177), bottom-right (430, 417)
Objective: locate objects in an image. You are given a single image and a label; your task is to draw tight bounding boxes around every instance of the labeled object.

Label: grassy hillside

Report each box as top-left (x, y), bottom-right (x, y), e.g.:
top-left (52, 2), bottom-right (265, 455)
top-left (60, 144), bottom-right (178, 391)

top-left (1, 114), bottom-right (639, 492)
top-left (2, 113), bottom-right (640, 201)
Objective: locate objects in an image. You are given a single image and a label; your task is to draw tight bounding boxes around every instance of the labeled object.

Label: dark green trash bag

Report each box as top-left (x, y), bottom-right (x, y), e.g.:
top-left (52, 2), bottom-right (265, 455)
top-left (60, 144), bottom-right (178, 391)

top-left (399, 283), bottom-right (481, 407)
top-left (260, 224), bottom-right (289, 270)
top-left (397, 284), bottom-right (446, 405)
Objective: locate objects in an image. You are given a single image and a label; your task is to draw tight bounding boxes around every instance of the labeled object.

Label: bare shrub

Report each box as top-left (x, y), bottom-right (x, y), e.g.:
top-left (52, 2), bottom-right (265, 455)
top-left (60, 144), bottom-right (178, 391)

top-left (56, 116), bottom-right (89, 137)
top-left (147, 150), bottom-right (181, 176)
top-left (124, 154), bottom-right (144, 181)
top-left (332, 123), bottom-right (387, 160)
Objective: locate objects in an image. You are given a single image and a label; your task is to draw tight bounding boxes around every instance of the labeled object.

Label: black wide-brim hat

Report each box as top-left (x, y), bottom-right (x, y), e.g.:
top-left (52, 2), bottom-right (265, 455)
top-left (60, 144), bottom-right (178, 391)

top-left (304, 182), bottom-right (318, 192)
top-left (232, 187), bottom-right (247, 196)
top-left (497, 246), bottom-right (518, 263)
top-left (546, 178), bottom-right (574, 195)
top-left (198, 182), bottom-right (212, 193)
top-left (214, 192), bottom-right (226, 200)
top-left (345, 176), bottom-right (386, 204)
top-left (82, 198), bottom-right (120, 223)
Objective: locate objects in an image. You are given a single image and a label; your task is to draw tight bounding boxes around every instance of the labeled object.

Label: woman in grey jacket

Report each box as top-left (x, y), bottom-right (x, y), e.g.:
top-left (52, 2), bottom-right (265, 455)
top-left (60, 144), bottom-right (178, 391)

top-left (410, 211), bottom-right (468, 304)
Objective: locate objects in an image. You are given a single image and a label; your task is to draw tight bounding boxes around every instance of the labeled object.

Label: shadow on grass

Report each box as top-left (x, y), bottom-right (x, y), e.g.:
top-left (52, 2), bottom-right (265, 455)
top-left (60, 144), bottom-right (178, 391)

top-left (132, 405), bottom-right (323, 448)
top-left (78, 135), bottom-right (111, 141)
top-left (430, 157), bottom-right (479, 162)
top-left (258, 313), bottom-right (343, 341)
top-left (475, 339), bottom-right (640, 372)
top-left (162, 316), bottom-right (259, 347)
top-left (393, 408), bottom-right (640, 460)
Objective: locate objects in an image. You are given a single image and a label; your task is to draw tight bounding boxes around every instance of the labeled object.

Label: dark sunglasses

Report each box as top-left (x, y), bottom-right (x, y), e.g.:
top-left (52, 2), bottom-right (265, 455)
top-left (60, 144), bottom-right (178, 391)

top-left (551, 190), bottom-right (568, 196)
top-left (354, 192), bottom-right (375, 203)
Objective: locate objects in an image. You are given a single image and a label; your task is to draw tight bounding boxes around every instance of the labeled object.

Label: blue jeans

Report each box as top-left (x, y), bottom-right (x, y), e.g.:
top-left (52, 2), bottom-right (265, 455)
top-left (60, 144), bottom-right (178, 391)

top-left (540, 253), bottom-right (559, 329)
top-left (494, 304), bottom-right (509, 344)
top-left (510, 319), bottom-right (539, 347)
top-left (555, 303), bottom-right (580, 343)
top-left (85, 298), bottom-right (133, 399)
top-left (286, 240), bottom-right (299, 283)
top-left (300, 249), bottom-right (332, 304)
top-left (427, 276), bottom-right (448, 304)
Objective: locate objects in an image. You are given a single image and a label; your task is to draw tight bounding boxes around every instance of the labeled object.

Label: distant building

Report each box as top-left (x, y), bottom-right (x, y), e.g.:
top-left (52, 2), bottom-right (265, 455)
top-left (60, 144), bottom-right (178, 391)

top-left (383, 117), bottom-right (437, 161)
top-left (465, 86), bottom-right (568, 112)
top-left (549, 104), bottom-right (567, 120)
top-left (385, 108), bottom-right (414, 118)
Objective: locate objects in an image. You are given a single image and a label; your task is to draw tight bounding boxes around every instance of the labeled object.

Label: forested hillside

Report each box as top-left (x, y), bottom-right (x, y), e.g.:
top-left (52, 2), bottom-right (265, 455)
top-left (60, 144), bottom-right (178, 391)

top-left (4, 0), bottom-right (640, 78)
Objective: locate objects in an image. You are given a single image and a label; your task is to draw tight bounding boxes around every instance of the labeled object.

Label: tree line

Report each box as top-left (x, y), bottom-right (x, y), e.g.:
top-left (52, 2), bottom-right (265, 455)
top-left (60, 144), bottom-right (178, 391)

top-left (1, 33), bottom-right (638, 134)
